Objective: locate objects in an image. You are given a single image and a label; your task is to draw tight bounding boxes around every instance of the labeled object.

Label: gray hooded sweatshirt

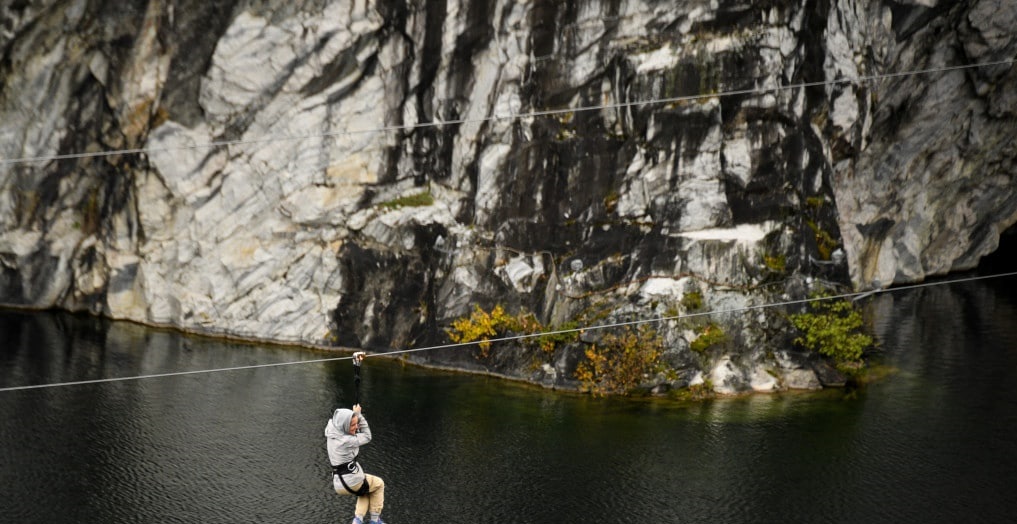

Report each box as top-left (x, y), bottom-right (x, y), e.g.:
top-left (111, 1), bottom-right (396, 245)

top-left (325, 408), bottom-right (372, 492)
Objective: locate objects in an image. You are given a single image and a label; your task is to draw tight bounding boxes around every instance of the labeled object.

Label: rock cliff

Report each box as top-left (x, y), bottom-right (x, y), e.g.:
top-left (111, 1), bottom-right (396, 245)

top-left (1, 0), bottom-right (1014, 394)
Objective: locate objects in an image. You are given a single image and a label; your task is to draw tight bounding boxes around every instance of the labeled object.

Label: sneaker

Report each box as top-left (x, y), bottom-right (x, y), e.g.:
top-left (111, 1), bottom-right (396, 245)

top-left (352, 518), bottom-right (363, 524)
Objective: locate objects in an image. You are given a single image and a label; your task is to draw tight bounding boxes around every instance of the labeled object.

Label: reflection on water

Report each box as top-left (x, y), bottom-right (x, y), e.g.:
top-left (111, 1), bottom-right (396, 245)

top-left (2, 276), bottom-right (1016, 523)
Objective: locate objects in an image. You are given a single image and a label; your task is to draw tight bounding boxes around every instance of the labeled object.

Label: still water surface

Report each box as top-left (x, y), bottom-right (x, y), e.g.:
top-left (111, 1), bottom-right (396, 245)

top-left (1, 276), bottom-right (1016, 523)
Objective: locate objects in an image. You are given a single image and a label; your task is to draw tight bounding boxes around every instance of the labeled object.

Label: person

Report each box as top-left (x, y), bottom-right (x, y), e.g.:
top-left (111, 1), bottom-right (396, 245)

top-left (326, 352), bottom-right (386, 524)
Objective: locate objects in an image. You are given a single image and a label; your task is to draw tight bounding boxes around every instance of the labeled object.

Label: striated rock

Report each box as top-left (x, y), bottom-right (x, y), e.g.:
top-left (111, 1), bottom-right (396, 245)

top-left (1, 0), bottom-right (1015, 396)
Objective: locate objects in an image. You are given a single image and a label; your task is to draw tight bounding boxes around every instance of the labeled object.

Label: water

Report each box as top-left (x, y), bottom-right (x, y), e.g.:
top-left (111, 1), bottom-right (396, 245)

top-left (2, 276), bottom-right (1016, 523)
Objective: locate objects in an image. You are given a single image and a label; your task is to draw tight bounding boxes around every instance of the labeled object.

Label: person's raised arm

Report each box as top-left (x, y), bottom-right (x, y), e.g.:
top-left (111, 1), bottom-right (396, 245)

top-left (352, 404), bottom-right (372, 444)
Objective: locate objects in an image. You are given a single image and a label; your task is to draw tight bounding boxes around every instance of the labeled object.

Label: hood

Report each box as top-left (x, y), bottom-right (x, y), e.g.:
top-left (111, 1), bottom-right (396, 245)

top-left (329, 408), bottom-right (354, 436)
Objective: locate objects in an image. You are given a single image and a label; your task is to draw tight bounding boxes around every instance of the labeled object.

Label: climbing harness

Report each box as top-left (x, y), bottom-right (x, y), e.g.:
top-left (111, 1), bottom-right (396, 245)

top-left (333, 459), bottom-right (371, 496)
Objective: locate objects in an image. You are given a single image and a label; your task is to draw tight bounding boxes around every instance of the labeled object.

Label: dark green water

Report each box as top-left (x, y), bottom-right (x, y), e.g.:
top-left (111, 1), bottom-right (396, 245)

top-left (2, 276), bottom-right (1016, 523)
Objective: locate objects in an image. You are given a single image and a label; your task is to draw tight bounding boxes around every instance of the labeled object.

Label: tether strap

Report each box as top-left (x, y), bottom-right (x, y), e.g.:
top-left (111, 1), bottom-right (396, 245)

top-left (353, 358), bottom-right (362, 405)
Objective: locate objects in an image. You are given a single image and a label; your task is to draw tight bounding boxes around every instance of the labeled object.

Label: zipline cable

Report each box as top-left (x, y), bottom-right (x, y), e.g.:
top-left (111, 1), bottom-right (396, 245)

top-left (2, 269), bottom-right (1015, 393)
top-left (2, 58), bottom-right (1014, 166)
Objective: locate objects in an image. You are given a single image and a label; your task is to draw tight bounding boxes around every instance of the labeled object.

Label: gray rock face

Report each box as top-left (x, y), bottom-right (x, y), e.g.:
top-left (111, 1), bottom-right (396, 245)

top-left (1, 0), bottom-right (1014, 394)
top-left (833, 1), bottom-right (1017, 288)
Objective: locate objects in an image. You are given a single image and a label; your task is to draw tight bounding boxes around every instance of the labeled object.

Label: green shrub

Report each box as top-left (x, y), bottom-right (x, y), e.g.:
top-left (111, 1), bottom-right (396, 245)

top-left (805, 220), bottom-right (837, 260)
top-left (379, 190), bottom-right (433, 209)
top-left (532, 320), bottom-right (580, 353)
top-left (763, 253), bottom-right (786, 273)
top-left (689, 323), bottom-right (726, 353)
top-left (805, 196), bottom-right (825, 209)
top-left (680, 290), bottom-right (703, 311)
top-left (670, 380), bottom-right (714, 401)
top-left (789, 297), bottom-right (872, 364)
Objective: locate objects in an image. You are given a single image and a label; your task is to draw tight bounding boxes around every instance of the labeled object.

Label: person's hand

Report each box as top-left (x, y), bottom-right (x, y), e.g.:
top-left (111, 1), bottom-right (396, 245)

top-left (352, 403), bottom-right (362, 414)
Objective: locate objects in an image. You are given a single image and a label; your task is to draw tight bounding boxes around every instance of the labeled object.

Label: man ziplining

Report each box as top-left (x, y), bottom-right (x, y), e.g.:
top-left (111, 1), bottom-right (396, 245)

top-left (326, 351), bottom-right (387, 524)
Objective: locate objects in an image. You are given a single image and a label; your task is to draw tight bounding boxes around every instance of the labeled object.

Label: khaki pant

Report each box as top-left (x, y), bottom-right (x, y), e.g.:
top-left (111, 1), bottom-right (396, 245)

top-left (336, 473), bottom-right (385, 518)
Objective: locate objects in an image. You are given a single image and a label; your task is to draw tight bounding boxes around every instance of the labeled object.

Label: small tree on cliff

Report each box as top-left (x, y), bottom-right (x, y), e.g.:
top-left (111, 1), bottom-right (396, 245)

top-left (575, 325), bottom-right (664, 396)
top-left (789, 295), bottom-right (872, 366)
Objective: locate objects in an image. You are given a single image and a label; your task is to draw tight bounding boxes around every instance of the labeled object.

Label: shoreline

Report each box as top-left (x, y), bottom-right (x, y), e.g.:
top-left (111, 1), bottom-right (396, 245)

top-left (1, 304), bottom-right (879, 399)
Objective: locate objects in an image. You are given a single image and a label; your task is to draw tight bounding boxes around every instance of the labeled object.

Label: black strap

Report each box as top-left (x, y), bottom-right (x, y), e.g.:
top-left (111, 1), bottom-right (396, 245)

top-left (333, 462), bottom-right (370, 496)
top-left (353, 358), bottom-right (362, 405)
